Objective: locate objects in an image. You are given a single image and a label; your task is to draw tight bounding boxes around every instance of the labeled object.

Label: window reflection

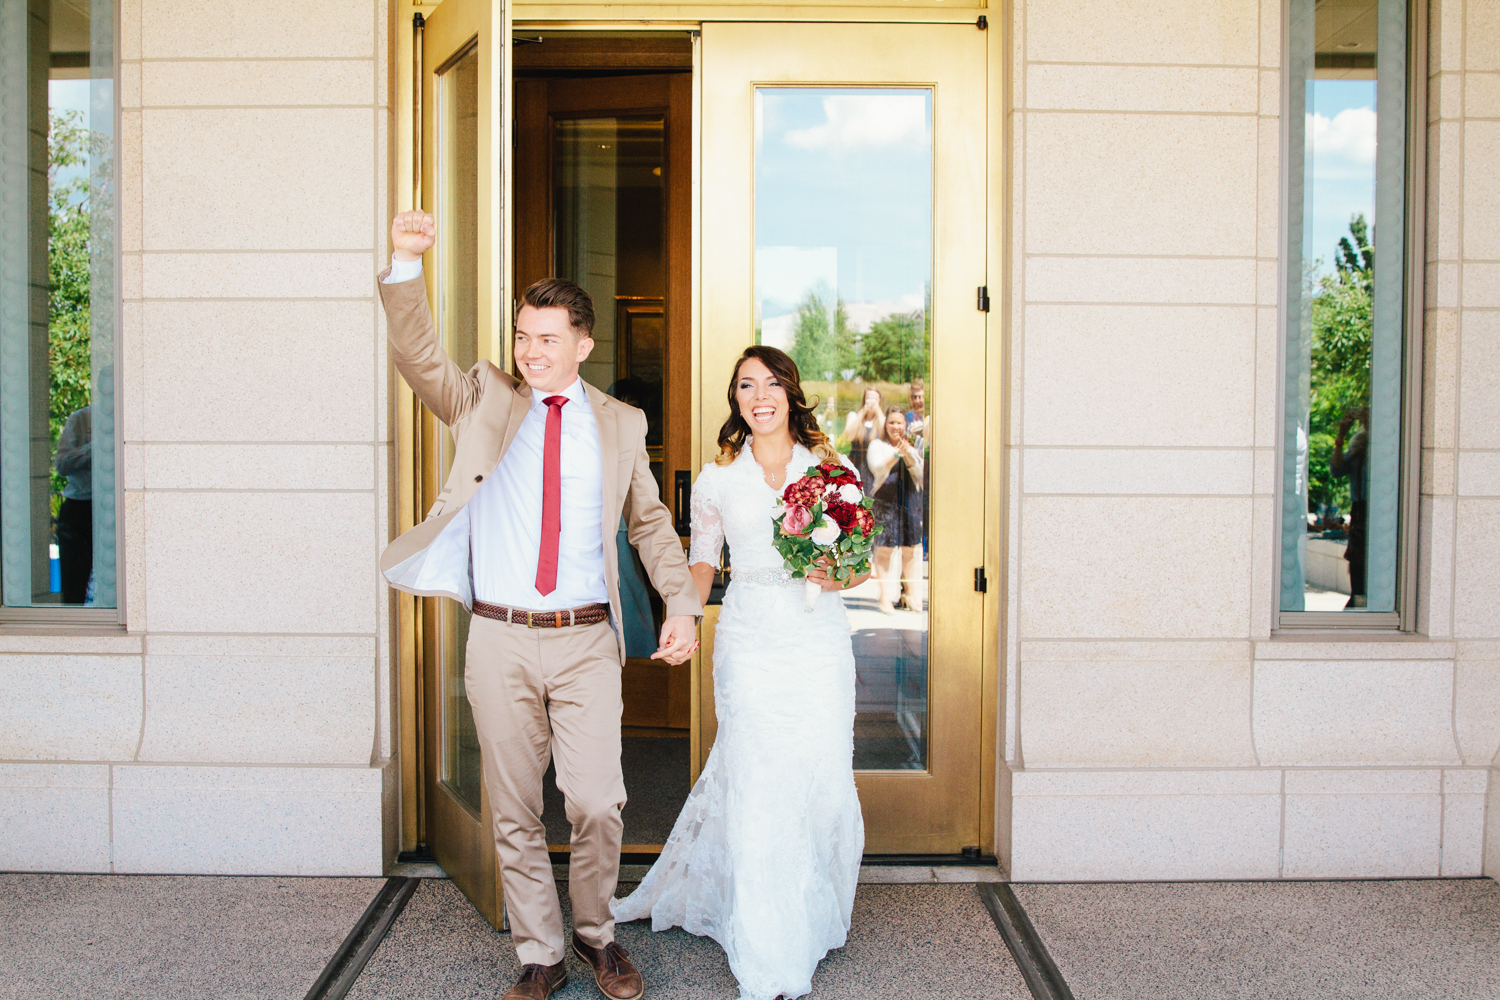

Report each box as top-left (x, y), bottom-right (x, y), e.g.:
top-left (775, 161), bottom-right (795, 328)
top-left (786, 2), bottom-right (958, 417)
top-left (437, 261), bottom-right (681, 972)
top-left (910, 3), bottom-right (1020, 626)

top-left (755, 88), bottom-right (933, 769)
top-left (1281, 0), bottom-right (1405, 615)
top-left (0, 0), bottom-right (117, 610)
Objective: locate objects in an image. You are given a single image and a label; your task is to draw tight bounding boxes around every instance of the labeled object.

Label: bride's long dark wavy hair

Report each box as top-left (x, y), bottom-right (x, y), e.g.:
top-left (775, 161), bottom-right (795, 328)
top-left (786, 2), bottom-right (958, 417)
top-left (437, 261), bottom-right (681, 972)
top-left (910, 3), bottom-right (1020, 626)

top-left (715, 346), bottom-right (838, 466)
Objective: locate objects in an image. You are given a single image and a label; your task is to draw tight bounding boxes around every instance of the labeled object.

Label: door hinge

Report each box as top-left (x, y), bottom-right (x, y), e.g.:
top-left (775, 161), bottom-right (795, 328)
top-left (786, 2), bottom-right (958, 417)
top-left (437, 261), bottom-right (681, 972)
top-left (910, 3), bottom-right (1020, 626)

top-left (976, 16), bottom-right (988, 30)
top-left (412, 11), bottom-right (424, 29)
top-left (974, 567), bottom-right (988, 593)
top-left (977, 286), bottom-right (990, 312)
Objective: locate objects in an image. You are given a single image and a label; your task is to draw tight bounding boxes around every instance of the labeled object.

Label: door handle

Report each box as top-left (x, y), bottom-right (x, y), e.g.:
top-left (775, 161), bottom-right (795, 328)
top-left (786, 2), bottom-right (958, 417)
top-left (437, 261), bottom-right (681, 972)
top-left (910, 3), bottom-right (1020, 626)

top-left (674, 470), bottom-right (692, 536)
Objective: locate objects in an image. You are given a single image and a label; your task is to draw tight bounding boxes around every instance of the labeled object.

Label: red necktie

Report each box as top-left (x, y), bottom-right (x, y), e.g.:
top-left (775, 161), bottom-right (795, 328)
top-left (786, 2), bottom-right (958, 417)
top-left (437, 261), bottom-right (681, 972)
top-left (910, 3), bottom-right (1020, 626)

top-left (535, 395), bottom-right (569, 596)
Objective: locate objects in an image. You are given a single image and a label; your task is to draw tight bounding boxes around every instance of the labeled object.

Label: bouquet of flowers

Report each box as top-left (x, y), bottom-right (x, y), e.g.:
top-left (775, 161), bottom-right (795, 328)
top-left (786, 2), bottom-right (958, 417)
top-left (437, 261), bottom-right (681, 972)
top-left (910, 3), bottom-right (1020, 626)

top-left (772, 461), bottom-right (882, 610)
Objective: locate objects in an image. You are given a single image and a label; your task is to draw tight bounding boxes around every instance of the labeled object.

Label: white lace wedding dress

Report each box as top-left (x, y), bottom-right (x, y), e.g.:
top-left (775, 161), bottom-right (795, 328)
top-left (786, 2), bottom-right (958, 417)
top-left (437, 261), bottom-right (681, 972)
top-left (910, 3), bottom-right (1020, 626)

top-left (611, 442), bottom-right (865, 1000)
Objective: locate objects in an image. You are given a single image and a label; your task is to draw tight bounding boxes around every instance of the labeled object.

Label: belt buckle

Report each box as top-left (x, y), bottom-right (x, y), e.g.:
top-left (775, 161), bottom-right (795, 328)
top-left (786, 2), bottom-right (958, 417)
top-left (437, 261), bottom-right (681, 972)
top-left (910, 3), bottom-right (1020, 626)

top-left (527, 611), bottom-right (543, 628)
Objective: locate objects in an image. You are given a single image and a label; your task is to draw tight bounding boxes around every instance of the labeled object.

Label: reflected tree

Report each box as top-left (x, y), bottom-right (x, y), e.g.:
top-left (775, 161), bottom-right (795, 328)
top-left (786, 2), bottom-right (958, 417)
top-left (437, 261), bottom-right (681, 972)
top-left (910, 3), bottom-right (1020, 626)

top-left (1308, 214), bottom-right (1373, 511)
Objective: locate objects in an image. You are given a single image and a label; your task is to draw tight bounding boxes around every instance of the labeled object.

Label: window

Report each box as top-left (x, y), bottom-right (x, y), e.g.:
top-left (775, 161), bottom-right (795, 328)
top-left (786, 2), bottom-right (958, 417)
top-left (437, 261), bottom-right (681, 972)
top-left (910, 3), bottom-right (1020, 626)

top-left (0, 0), bottom-right (118, 618)
top-left (1279, 0), bottom-right (1419, 627)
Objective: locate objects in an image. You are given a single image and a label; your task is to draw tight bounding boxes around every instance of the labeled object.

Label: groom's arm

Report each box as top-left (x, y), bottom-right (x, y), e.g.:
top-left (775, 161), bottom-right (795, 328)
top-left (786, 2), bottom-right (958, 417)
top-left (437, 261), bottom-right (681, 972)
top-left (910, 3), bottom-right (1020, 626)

top-left (622, 411), bottom-right (703, 639)
top-left (378, 211), bottom-right (482, 427)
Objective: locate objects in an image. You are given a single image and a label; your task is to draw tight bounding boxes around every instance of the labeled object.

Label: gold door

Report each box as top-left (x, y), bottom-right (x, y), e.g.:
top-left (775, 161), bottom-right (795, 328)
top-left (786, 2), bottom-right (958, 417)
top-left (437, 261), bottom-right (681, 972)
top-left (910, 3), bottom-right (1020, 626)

top-left (699, 22), bottom-right (990, 855)
top-left (414, 0), bottom-right (510, 929)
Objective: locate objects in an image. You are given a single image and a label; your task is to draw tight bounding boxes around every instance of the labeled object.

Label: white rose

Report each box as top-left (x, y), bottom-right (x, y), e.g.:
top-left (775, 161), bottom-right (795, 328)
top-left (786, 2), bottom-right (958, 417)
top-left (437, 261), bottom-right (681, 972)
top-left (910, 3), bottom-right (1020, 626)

top-left (837, 483), bottom-right (863, 504)
top-left (809, 518), bottom-right (841, 547)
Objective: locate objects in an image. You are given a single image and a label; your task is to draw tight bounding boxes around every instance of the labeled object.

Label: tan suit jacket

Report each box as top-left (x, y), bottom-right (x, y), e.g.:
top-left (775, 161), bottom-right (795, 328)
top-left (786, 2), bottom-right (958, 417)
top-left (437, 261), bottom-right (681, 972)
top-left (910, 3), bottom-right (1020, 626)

top-left (376, 270), bottom-right (701, 663)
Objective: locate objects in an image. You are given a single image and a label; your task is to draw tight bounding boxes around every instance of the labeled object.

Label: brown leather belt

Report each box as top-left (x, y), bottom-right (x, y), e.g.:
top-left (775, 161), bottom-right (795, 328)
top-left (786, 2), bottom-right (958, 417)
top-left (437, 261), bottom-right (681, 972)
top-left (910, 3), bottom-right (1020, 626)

top-left (472, 600), bottom-right (610, 628)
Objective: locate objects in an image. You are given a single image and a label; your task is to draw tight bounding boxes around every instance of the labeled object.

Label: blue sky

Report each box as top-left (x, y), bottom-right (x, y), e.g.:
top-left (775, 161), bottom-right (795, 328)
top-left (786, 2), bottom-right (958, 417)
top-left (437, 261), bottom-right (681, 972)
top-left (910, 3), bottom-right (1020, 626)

top-left (1306, 79), bottom-right (1378, 274)
top-left (754, 89), bottom-right (933, 321)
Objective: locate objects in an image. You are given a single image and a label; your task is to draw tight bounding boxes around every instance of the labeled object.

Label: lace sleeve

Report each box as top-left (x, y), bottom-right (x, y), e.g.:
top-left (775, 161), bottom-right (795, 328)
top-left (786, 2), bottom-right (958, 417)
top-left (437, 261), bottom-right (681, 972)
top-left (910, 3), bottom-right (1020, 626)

top-left (687, 466), bottom-right (725, 568)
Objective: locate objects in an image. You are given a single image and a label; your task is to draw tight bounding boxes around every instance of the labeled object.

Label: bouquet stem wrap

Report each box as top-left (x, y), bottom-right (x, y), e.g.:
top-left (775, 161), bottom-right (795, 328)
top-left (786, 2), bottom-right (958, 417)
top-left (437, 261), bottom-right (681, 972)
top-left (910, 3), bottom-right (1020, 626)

top-left (804, 579), bottom-right (821, 612)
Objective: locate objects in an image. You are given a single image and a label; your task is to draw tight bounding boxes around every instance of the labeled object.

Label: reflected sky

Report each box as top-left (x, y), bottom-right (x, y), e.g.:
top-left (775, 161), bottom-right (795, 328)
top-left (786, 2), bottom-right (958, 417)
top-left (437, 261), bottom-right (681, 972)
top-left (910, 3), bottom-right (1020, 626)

top-left (1307, 79), bottom-right (1376, 275)
top-left (754, 88), bottom-right (932, 342)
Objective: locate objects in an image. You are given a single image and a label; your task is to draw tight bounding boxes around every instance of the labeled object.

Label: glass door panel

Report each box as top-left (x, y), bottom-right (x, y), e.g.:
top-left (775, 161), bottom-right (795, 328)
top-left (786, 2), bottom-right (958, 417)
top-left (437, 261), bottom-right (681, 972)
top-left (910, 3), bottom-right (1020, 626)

top-left (701, 23), bottom-right (990, 855)
top-left (754, 88), bottom-right (933, 771)
top-left (417, 0), bottom-right (507, 930)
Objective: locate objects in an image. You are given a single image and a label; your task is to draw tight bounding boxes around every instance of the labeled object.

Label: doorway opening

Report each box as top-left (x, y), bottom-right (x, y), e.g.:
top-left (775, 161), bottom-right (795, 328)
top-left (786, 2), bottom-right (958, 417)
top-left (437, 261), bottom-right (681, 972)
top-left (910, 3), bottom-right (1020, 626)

top-left (512, 31), bottom-right (694, 853)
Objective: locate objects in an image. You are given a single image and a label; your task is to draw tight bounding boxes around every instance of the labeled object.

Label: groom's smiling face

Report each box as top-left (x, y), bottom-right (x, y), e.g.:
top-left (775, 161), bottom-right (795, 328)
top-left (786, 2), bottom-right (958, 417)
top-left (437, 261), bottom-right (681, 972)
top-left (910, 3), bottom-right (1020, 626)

top-left (514, 304), bottom-right (594, 395)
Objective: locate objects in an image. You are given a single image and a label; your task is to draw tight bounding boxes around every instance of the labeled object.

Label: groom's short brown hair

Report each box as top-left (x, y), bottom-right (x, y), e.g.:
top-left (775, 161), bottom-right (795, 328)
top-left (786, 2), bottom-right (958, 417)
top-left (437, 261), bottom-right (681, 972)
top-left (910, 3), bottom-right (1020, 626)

top-left (522, 278), bottom-right (595, 338)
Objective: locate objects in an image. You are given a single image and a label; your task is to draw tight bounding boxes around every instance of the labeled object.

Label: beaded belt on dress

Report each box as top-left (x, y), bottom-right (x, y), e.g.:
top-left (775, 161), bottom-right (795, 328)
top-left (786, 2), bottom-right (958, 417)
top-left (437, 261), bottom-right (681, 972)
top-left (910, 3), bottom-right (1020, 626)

top-left (730, 567), bottom-right (798, 586)
top-left (472, 600), bottom-right (610, 628)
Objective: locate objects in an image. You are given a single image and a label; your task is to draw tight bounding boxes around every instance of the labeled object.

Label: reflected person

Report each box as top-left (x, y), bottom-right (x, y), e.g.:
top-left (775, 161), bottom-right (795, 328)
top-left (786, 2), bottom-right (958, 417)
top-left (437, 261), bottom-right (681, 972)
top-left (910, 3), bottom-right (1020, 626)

top-left (867, 407), bottom-right (924, 614)
top-left (54, 404), bottom-right (92, 605)
top-left (843, 386), bottom-right (883, 497)
top-left (1330, 405), bottom-right (1369, 609)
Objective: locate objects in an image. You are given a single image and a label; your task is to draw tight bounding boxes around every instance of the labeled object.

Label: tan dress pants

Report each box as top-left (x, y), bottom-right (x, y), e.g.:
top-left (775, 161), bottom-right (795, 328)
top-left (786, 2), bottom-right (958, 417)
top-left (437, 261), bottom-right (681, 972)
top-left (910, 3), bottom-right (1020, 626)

top-left (464, 614), bottom-right (626, 967)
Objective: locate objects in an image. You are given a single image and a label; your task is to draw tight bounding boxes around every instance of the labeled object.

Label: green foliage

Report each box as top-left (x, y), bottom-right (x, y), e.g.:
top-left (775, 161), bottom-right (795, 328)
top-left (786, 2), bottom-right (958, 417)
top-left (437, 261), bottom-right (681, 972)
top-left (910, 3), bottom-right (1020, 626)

top-left (48, 111), bottom-right (97, 501)
top-left (788, 284), bottom-right (857, 380)
top-left (859, 310), bottom-right (927, 382)
top-left (1307, 214), bottom-right (1373, 511)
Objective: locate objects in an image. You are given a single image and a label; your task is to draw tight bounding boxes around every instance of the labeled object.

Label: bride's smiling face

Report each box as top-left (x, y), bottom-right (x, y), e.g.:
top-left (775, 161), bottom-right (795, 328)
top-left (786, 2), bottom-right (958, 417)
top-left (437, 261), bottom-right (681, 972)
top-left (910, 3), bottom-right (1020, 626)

top-left (735, 357), bottom-right (789, 438)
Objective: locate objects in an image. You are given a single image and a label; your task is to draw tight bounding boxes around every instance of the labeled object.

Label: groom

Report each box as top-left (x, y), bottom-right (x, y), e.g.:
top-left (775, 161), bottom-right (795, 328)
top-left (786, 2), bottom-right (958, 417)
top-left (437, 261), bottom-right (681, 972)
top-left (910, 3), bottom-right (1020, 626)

top-left (378, 211), bottom-right (702, 1000)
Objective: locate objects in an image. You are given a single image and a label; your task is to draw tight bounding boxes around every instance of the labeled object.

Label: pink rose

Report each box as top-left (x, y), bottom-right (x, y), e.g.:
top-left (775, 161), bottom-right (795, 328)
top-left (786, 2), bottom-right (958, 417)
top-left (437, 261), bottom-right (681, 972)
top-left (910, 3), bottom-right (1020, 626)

top-left (780, 503), bottom-right (813, 536)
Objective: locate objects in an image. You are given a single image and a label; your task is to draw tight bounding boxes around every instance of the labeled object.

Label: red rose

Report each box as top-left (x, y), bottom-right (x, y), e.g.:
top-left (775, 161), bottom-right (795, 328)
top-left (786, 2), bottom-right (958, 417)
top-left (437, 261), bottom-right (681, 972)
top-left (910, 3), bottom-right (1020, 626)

top-left (817, 461), bottom-right (857, 485)
top-left (825, 498), bottom-right (861, 532)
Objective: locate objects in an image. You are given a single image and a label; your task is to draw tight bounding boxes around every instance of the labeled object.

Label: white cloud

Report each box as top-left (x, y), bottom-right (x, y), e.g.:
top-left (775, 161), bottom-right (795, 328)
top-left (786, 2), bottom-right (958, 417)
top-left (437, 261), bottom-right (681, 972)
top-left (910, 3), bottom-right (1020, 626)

top-left (1308, 106), bottom-right (1376, 178)
top-left (784, 94), bottom-right (929, 152)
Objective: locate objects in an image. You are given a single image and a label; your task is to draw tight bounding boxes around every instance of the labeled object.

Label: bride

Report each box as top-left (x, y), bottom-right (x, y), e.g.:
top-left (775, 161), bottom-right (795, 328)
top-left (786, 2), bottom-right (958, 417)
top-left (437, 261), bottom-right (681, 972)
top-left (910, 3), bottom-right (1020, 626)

top-left (612, 346), bottom-right (867, 1000)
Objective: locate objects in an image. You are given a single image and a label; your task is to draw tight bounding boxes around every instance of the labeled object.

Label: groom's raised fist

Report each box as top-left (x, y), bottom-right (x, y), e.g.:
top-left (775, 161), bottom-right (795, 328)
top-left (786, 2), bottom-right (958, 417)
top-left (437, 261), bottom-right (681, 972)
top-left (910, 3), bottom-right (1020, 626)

top-left (390, 211), bottom-right (435, 262)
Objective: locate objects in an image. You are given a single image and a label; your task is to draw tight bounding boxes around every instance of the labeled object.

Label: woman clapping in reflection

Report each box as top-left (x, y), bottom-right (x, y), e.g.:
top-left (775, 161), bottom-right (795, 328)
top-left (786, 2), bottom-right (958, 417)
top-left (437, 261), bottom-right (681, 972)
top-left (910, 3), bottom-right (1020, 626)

top-left (867, 407), bottom-right (924, 614)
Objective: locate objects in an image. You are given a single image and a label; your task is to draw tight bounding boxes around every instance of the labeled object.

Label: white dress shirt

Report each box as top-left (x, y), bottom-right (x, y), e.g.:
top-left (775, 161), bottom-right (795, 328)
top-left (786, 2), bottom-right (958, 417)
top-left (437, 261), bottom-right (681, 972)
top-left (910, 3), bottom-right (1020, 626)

top-left (385, 256), bottom-right (608, 610)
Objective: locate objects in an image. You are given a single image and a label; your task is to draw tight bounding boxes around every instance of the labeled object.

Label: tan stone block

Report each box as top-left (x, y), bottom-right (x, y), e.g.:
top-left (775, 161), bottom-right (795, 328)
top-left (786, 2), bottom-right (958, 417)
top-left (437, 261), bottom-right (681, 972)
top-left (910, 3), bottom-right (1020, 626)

top-left (1432, 0), bottom-right (1465, 75)
top-left (1442, 775), bottom-right (1488, 876)
top-left (1022, 448), bottom-right (1253, 494)
top-left (1024, 256), bottom-right (1254, 304)
top-left (1463, 122), bottom-right (1500, 260)
top-left (1424, 308), bottom-right (1458, 449)
top-left (121, 301), bottom-right (145, 443)
top-left (1023, 304), bottom-right (1255, 447)
top-left (121, 61), bottom-right (141, 110)
top-left (1025, 0), bottom-right (1258, 66)
top-left (1019, 496), bottom-right (1253, 638)
top-left (1254, 660), bottom-right (1460, 766)
top-left (141, 299), bottom-right (375, 442)
top-left (1468, 0), bottom-right (1500, 71)
top-left (141, 60), bottom-right (375, 108)
top-left (1463, 263), bottom-right (1500, 308)
top-left (1025, 113), bottom-right (1257, 257)
top-left (1250, 495), bottom-right (1274, 639)
top-left (1458, 451), bottom-right (1500, 496)
top-left (138, 654), bottom-right (375, 764)
top-left (142, 443), bottom-right (373, 491)
top-left (1426, 447), bottom-right (1456, 495)
top-left (1259, 0), bottom-right (1280, 67)
top-left (1252, 639), bottom-right (1455, 660)
top-left (140, 0), bottom-right (373, 59)
top-left (1026, 64), bottom-right (1256, 113)
top-left (1010, 769), bottom-right (1281, 880)
top-left (120, 111), bottom-right (142, 254)
top-left (111, 763), bottom-right (387, 875)
top-left (146, 635), bottom-right (374, 656)
top-left (1458, 311), bottom-right (1500, 449)
top-left (1020, 657), bottom-right (1256, 767)
top-left (1467, 74), bottom-right (1500, 119)
top-left (141, 252), bottom-right (376, 299)
top-left (1259, 69), bottom-right (1278, 116)
top-left (1430, 122), bottom-right (1463, 262)
top-left (1255, 306), bottom-right (1277, 447)
top-left (1455, 662), bottom-right (1500, 766)
top-left (0, 635), bottom-right (141, 654)
top-left (1257, 117), bottom-right (1281, 258)
top-left (121, 252), bottom-right (142, 301)
top-left (1454, 498), bottom-right (1500, 637)
top-left (0, 655), bottom-right (142, 761)
top-left (1417, 495), bottom-right (1455, 637)
top-left (125, 490), bottom-right (147, 634)
top-left (141, 108), bottom-right (374, 251)
top-left (142, 491), bottom-right (377, 634)
top-left (0, 765), bottom-right (112, 872)
top-left (1282, 769), bottom-right (1442, 878)
top-left (1428, 261), bottom-right (1459, 309)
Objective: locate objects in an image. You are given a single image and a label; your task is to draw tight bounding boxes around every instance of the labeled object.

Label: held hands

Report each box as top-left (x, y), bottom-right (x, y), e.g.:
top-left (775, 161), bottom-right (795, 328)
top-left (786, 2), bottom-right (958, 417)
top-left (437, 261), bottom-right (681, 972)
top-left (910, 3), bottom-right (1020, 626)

top-left (652, 615), bottom-right (700, 665)
top-left (391, 211), bottom-right (435, 262)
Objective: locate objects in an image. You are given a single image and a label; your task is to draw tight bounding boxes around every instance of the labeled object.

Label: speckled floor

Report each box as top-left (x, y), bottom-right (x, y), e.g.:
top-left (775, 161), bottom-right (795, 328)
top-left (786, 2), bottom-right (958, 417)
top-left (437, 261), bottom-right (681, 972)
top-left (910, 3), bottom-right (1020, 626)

top-left (1011, 879), bottom-right (1500, 1000)
top-left (0, 873), bottom-right (381, 1000)
top-left (348, 879), bottom-right (1033, 1000)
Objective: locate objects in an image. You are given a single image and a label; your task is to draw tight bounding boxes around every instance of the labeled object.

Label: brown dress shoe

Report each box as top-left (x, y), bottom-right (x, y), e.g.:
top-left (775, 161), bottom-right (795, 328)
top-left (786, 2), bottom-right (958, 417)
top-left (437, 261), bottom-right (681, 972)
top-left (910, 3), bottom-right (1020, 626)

top-left (502, 960), bottom-right (568, 1000)
top-left (571, 931), bottom-right (645, 1000)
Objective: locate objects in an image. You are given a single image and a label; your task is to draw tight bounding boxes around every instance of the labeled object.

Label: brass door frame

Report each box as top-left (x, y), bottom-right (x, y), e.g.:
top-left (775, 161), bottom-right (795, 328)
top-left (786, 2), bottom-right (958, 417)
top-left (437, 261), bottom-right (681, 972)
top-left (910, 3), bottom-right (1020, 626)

top-left (395, 4), bottom-right (1002, 865)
